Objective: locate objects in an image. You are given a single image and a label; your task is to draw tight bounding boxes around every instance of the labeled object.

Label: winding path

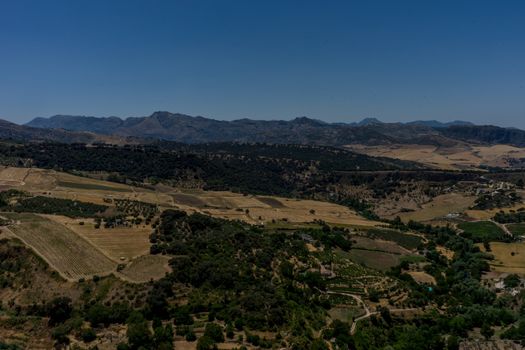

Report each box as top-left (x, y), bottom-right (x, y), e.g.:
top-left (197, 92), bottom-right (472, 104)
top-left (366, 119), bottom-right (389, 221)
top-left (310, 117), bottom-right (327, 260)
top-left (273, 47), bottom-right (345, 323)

top-left (326, 290), bottom-right (420, 335)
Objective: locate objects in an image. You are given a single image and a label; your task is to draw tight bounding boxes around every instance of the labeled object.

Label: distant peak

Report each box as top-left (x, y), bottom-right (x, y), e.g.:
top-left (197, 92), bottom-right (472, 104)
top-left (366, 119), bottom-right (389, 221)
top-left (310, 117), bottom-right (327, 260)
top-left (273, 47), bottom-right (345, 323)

top-left (291, 116), bottom-right (327, 125)
top-left (356, 117), bottom-right (383, 126)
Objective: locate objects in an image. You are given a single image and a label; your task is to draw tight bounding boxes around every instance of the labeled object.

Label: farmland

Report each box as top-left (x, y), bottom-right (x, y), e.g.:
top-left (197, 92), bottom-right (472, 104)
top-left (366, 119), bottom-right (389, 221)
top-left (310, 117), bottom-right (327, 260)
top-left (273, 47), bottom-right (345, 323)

top-left (0, 166), bottom-right (381, 228)
top-left (457, 221), bottom-right (507, 242)
top-left (365, 228), bottom-right (423, 250)
top-left (507, 223), bottom-right (525, 236)
top-left (0, 165), bottom-right (383, 287)
top-left (118, 254), bottom-right (172, 283)
top-left (479, 242), bottom-right (525, 274)
top-left (396, 193), bottom-right (476, 223)
top-left (347, 144), bottom-right (525, 171)
top-left (45, 215), bottom-right (152, 260)
top-left (3, 213), bottom-right (117, 280)
top-left (345, 249), bottom-right (405, 272)
top-left (339, 233), bottom-right (421, 272)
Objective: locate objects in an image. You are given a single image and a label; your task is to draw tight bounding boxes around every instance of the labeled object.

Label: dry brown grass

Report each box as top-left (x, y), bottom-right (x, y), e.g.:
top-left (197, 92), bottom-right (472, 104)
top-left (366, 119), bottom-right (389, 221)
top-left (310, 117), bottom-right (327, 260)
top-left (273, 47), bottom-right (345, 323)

top-left (436, 246), bottom-right (455, 261)
top-left (346, 144), bottom-right (525, 170)
top-left (479, 242), bottom-right (525, 274)
top-left (398, 193), bottom-right (476, 222)
top-left (0, 167), bottom-right (30, 184)
top-left (166, 190), bottom-right (381, 227)
top-left (407, 271), bottom-right (436, 285)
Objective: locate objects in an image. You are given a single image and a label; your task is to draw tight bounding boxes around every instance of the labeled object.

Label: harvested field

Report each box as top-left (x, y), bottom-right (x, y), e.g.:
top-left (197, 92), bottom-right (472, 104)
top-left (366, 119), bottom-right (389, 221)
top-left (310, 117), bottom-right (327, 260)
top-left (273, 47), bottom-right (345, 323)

top-left (347, 144), bottom-right (525, 170)
top-left (479, 242), bottom-right (525, 274)
top-left (54, 172), bottom-right (130, 190)
top-left (57, 180), bottom-right (130, 192)
top-left (4, 213), bottom-right (117, 280)
top-left (118, 254), bottom-right (171, 283)
top-left (202, 196), bottom-right (235, 208)
top-left (45, 216), bottom-right (152, 260)
top-left (0, 167), bottom-right (30, 186)
top-left (407, 271), bottom-right (436, 285)
top-left (256, 197), bottom-right (285, 208)
top-left (397, 193), bottom-right (476, 222)
top-left (172, 193), bottom-right (207, 207)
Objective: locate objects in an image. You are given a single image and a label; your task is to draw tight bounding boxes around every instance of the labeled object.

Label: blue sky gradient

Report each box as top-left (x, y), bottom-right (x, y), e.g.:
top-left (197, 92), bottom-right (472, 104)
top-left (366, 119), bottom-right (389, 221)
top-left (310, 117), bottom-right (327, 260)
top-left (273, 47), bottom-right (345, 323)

top-left (0, 0), bottom-right (524, 127)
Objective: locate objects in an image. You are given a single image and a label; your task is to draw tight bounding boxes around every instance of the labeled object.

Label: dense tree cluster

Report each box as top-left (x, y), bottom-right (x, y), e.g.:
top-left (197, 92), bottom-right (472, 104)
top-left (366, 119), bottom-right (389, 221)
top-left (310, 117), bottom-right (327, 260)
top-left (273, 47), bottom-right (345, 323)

top-left (472, 191), bottom-right (521, 210)
top-left (494, 208), bottom-right (525, 223)
top-left (1, 195), bottom-right (108, 218)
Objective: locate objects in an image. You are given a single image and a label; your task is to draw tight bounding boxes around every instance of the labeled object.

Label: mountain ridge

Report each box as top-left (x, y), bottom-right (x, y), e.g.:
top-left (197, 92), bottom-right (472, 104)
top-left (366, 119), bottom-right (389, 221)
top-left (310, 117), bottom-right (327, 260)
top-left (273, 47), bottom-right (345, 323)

top-left (15, 112), bottom-right (525, 147)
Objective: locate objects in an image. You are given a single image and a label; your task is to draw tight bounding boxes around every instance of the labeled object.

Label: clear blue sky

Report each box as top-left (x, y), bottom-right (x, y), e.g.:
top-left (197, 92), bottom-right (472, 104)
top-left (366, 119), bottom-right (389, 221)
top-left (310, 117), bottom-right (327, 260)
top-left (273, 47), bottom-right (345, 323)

top-left (1, 0), bottom-right (524, 127)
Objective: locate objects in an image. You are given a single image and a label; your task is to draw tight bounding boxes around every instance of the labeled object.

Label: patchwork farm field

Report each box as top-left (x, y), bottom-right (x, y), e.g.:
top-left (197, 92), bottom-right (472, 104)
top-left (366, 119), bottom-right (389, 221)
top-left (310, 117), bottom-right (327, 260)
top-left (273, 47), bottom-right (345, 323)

top-left (0, 166), bottom-right (381, 228)
top-left (3, 213), bottom-right (170, 283)
top-left (0, 165), bottom-right (383, 287)
top-left (3, 213), bottom-right (117, 280)
top-left (45, 215), bottom-right (152, 260)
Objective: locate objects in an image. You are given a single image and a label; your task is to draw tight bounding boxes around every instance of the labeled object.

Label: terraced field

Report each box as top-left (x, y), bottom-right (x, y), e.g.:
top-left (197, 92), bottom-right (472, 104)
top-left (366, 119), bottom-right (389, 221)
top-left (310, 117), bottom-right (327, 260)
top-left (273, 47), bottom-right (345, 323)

top-left (4, 213), bottom-right (117, 280)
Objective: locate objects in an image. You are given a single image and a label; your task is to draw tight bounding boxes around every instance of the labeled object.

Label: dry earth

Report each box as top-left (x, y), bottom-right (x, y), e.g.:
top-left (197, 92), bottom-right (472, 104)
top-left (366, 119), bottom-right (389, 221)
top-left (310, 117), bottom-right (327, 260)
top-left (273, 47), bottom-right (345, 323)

top-left (347, 144), bottom-right (525, 170)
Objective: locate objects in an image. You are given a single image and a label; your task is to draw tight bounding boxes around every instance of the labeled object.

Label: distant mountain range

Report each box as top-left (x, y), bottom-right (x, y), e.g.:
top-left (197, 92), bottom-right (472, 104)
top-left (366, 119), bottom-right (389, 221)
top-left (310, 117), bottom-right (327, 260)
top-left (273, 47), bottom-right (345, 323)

top-left (22, 112), bottom-right (523, 146)
top-left (345, 117), bottom-right (474, 128)
top-left (0, 111), bottom-right (521, 147)
top-left (0, 118), bottom-right (128, 144)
